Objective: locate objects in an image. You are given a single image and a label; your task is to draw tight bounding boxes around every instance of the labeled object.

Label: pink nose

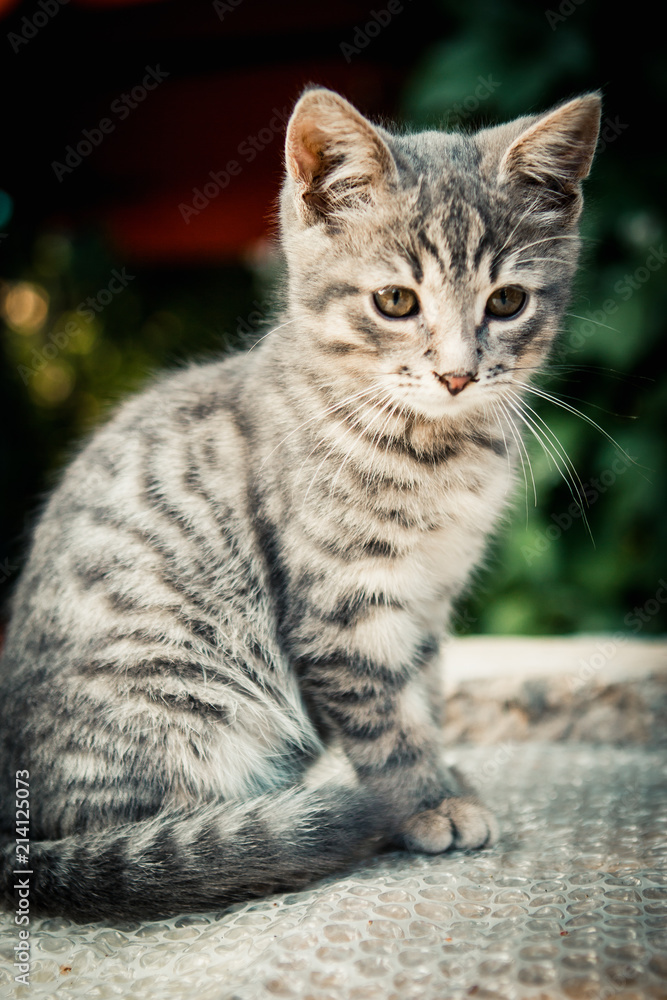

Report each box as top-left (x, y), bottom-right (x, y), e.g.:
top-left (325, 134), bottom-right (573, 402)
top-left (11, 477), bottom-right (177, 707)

top-left (436, 372), bottom-right (476, 396)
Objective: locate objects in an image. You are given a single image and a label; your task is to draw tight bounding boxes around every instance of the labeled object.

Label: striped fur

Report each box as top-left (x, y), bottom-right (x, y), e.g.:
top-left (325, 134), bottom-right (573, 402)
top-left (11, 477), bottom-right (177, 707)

top-left (0, 89), bottom-right (600, 921)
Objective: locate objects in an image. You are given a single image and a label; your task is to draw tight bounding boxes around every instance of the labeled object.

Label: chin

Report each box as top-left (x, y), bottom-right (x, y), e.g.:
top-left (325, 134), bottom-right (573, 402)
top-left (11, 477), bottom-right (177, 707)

top-left (411, 391), bottom-right (483, 423)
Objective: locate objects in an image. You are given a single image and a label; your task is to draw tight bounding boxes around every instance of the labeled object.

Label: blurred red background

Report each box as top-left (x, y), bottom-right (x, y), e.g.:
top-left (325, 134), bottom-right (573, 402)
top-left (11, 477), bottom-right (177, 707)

top-left (1, 0), bottom-right (426, 263)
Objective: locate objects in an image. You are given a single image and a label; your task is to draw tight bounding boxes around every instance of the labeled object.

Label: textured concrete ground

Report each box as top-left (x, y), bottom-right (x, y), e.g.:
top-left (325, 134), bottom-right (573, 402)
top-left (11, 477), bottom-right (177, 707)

top-left (1, 637), bottom-right (666, 1000)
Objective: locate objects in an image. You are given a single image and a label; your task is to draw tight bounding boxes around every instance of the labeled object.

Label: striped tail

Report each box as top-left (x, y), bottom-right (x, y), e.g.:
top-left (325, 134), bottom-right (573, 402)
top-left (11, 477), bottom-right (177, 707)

top-left (1, 785), bottom-right (392, 922)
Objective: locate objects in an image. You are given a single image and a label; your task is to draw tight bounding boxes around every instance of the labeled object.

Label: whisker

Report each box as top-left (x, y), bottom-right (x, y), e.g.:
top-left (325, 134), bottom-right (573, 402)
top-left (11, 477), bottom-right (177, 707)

top-left (488, 400), bottom-right (513, 483)
top-left (245, 318), bottom-right (296, 354)
top-left (306, 387), bottom-right (396, 498)
top-left (361, 398), bottom-right (404, 495)
top-left (496, 397), bottom-right (535, 516)
top-left (538, 390), bottom-right (638, 420)
top-left (545, 364), bottom-right (650, 379)
top-left (506, 388), bottom-right (587, 497)
top-left (508, 257), bottom-right (571, 267)
top-left (503, 233), bottom-right (582, 260)
top-left (493, 192), bottom-right (545, 259)
top-left (258, 385), bottom-right (378, 471)
top-left (564, 311), bottom-right (622, 333)
top-left (297, 387), bottom-right (382, 476)
top-left (356, 399), bottom-right (399, 504)
top-left (505, 390), bottom-right (594, 544)
top-left (299, 389), bottom-right (391, 504)
top-left (517, 383), bottom-right (637, 467)
top-left (327, 393), bottom-right (397, 499)
top-left (510, 363), bottom-right (650, 395)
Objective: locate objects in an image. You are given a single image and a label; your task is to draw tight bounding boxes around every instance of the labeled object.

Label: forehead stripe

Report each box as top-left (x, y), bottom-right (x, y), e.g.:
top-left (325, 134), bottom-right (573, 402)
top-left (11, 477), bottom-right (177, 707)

top-left (417, 229), bottom-right (446, 274)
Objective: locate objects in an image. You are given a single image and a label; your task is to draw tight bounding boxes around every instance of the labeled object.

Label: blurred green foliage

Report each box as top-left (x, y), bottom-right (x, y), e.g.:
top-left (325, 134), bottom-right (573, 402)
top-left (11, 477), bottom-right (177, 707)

top-left (1, 0), bottom-right (664, 636)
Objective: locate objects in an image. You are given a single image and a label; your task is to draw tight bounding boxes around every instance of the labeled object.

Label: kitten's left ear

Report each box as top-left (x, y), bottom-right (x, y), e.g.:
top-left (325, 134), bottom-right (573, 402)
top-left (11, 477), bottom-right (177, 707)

top-left (285, 88), bottom-right (396, 223)
top-left (499, 93), bottom-right (601, 204)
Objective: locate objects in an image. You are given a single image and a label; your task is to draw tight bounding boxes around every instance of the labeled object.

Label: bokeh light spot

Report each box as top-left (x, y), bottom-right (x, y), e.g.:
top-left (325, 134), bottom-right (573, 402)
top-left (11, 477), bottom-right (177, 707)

top-left (1, 281), bottom-right (50, 334)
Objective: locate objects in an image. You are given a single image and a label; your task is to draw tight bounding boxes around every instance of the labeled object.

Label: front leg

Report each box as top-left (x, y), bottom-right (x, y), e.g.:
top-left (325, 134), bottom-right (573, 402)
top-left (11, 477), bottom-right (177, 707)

top-left (298, 644), bottom-right (497, 853)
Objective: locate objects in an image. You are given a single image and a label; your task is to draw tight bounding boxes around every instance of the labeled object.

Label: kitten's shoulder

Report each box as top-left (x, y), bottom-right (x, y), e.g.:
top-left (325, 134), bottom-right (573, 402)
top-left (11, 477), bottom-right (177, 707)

top-left (107, 349), bottom-right (252, 436)
top-left (35, 348), bottom-right (256, 524)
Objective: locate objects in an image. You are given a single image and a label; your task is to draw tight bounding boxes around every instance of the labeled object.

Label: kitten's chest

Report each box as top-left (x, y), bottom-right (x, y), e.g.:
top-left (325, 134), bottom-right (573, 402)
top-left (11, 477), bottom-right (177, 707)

top-left (338, 459), bottom-right (510, 611)
top-left (376, 455), bottom-right (514, 609)
top-left (278, 451), bottom-right (514, 675)
top-left (383, 449), bottom-right (513, 564)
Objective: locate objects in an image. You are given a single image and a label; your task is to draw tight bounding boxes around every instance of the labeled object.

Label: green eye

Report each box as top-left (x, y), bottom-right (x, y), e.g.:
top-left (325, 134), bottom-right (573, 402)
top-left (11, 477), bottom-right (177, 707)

top-left (486, 286), bottom-right (527, 319)
top-left (373, 287), bottom-right (419, 318)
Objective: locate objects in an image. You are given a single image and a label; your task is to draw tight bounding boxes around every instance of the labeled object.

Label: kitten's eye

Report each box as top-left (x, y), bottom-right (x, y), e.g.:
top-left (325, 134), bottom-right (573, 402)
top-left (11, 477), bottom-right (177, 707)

top-left (373, 287), bottom-right (419, 318)
top-left (486, 286), bottom-right (527, 319)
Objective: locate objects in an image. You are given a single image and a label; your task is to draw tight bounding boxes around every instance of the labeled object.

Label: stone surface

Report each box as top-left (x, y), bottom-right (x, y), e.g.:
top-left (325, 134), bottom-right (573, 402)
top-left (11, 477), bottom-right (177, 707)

top-left (442, 636), bottom-right (667, 745)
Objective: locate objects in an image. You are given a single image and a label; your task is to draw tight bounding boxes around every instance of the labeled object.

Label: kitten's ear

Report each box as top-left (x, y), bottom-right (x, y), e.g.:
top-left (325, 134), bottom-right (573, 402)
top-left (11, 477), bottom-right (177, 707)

top-left (498, 94), bottom-right (601, 214)
top-left (285, 88), bottom-right (396, 223)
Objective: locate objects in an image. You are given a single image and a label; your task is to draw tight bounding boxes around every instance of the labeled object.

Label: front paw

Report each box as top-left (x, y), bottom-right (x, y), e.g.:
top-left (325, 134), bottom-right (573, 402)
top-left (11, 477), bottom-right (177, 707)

top-left (399, 797), bottom-right (498, 854)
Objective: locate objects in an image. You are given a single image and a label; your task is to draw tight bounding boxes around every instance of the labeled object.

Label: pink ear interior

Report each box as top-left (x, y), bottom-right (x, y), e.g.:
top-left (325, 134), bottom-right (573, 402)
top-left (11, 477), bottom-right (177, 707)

top-left (284, 88), bottom-right (395, 207)
top-left (286, 115), bottom-right (326, 185)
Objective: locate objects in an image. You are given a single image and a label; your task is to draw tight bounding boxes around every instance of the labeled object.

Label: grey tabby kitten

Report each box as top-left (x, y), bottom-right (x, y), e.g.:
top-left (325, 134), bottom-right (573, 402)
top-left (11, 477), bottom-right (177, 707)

top-left (0, 88), bottom-right (600, 921)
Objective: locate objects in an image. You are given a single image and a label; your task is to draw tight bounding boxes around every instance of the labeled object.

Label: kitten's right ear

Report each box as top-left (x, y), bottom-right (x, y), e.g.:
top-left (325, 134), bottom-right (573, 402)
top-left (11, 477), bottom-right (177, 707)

top-left (496, 94), bottom-right (601, 221)
top-left (285, 88), bottom-right (396, 223)
top-left (499, 93), bottom-right (601, 189)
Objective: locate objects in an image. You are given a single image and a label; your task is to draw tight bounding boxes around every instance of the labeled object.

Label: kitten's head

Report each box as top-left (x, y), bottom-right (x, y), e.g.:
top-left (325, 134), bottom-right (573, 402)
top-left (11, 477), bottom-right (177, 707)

top-left (280, 87), bottom-right (600, 423)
